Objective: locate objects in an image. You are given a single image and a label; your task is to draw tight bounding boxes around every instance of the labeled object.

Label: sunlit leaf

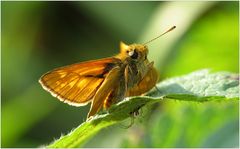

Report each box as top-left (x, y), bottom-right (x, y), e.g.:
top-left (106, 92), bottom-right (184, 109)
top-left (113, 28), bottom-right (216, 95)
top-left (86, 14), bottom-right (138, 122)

top-left (47, 70), bottom-right (239, 148)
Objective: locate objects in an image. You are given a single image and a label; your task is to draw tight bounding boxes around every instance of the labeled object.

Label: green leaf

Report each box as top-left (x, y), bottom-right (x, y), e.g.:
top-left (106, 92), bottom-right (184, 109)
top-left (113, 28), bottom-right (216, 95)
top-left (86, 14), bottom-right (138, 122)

top-left (46, 70), bottom-right (239, 148)
top-left (150, 69), bottom-right (239, 100)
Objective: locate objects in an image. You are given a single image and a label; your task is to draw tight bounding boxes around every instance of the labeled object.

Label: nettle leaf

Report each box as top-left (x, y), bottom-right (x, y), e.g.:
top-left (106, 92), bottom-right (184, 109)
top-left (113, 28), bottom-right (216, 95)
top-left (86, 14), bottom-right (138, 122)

top-left (46, 69), bottom-right (239, 148)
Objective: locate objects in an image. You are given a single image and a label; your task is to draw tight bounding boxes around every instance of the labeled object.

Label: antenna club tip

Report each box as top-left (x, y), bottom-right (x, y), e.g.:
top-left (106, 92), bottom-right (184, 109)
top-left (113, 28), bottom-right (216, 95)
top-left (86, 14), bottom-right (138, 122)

top-left (170, 26), bottom-right (176, 30)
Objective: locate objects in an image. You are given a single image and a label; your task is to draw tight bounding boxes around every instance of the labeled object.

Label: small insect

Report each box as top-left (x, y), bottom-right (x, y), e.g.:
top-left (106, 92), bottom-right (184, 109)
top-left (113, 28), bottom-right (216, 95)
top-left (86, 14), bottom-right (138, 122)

top-left (39, 26), bottom-right (176, 119)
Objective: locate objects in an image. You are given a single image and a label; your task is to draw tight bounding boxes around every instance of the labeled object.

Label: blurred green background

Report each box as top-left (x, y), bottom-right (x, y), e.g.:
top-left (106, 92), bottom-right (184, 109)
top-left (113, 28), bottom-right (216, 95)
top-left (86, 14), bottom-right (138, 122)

top-left (1, 1), bottom-right (239, 148)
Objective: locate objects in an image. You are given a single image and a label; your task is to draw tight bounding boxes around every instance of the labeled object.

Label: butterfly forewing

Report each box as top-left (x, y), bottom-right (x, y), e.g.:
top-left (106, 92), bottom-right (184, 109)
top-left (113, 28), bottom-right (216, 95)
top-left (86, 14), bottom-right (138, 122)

top-left (39, 57), bottom-right (120, 106)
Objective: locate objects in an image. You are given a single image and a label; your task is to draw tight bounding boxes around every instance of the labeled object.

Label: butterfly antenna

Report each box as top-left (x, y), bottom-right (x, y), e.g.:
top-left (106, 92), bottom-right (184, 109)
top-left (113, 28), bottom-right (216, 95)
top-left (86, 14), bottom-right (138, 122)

top-left (143, 26), bottom-right (176, 45)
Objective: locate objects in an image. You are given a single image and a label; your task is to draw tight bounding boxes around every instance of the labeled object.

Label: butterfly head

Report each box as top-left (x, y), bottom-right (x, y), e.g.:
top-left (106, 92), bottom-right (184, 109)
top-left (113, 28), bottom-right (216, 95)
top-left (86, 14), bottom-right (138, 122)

top-left (118, 41), bottom-right (149, 62)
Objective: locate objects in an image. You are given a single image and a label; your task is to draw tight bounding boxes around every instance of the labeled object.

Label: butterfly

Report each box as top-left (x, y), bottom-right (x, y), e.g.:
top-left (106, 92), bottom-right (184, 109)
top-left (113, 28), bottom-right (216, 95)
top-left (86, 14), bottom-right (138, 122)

top-left (39, 26), bottom-right (176, 119)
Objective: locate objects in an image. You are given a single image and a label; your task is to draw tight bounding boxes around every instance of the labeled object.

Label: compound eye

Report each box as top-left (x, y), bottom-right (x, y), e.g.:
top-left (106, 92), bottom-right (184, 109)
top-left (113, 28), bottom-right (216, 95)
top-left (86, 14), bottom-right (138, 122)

top-left (128, 49), bottom-right (138, 59)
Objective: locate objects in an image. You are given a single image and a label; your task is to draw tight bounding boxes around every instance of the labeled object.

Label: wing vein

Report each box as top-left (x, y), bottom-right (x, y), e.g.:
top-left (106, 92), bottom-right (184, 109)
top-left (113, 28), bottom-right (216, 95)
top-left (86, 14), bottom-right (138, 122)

top-left (61, 77), bottom-right (80, 101)
top-left (56, 76), bottom-right (79, 99)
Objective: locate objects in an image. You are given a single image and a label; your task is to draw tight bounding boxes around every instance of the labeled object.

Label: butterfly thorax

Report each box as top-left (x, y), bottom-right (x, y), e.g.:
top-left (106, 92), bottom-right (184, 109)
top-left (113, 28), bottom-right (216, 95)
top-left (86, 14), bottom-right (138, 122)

top-left (115, 43), bottom-right (154, 90)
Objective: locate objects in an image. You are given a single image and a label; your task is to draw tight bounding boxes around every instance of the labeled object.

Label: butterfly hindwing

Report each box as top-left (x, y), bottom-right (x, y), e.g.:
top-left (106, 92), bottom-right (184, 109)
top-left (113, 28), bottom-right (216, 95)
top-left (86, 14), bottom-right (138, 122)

top-left (87, 66), bottom-right (122, 118)
top-left (126, 67), bottom-right (159, 96)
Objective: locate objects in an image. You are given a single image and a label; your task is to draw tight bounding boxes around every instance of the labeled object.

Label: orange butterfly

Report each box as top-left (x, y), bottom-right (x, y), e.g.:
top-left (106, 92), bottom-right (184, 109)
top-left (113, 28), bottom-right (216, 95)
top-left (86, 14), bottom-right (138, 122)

top-left (39, 26), bottom-right (176, 119)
